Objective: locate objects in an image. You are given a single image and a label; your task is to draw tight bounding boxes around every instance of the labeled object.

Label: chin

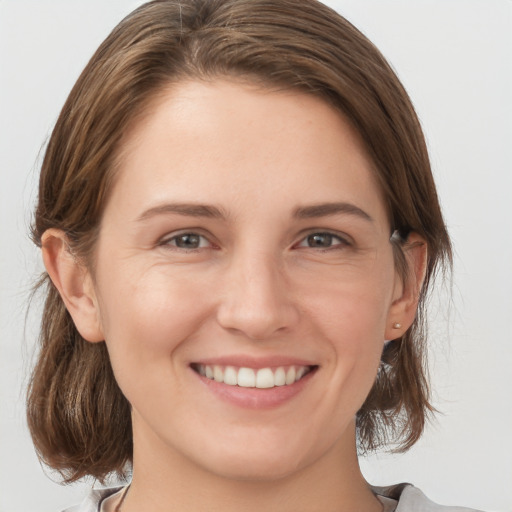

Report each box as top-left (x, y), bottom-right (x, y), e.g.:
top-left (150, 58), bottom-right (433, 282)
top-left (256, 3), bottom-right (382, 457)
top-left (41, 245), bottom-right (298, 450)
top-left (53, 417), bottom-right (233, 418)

top-left (202, 451), bottom-right (308, 482)
top-left (185, 428), bottom-right (328, 483)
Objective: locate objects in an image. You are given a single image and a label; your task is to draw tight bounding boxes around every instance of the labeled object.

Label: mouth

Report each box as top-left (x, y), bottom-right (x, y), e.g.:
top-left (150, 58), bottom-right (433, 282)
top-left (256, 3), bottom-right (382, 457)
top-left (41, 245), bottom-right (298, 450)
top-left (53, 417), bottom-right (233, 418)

top-left (191, 363), bottom-right (317, 389)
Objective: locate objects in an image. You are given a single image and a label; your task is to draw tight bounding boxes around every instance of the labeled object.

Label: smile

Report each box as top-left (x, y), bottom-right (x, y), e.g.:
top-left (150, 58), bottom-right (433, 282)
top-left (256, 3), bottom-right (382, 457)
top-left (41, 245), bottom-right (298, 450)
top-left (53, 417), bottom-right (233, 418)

top-left (192, 364), bottom-right (315, 389)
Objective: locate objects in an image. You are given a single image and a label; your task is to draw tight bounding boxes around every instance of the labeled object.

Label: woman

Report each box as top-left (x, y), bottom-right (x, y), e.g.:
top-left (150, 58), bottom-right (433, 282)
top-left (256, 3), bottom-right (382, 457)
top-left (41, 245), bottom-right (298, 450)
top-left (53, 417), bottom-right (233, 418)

top-left (27, 0), bottom-right (479, 511)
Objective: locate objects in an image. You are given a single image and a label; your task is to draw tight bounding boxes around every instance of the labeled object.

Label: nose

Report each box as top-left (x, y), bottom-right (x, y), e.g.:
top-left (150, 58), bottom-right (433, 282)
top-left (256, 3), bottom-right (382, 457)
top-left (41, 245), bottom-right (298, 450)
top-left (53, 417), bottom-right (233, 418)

top-left (216, 252), bottom-right (300, 340)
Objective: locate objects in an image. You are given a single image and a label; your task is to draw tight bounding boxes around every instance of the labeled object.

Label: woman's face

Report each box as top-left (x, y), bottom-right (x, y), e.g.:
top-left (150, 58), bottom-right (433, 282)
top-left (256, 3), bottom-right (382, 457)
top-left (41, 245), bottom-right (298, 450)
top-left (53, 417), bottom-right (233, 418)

top-left (89, 80), bottom-right (404, 480)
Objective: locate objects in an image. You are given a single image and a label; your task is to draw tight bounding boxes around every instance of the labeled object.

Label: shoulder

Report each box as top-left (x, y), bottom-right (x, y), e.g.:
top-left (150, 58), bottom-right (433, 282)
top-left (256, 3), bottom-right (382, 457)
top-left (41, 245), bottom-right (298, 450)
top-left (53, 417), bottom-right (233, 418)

top-left (61, 486), bottom-right (124, 512)
top-left (372, 483), bottom-right (485, 512)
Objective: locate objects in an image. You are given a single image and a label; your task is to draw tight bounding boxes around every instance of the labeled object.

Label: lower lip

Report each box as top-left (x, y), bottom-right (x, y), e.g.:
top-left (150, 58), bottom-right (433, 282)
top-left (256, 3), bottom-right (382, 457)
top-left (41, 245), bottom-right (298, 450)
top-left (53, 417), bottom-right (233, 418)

top-left (192, 368), bottom-right (317, 410)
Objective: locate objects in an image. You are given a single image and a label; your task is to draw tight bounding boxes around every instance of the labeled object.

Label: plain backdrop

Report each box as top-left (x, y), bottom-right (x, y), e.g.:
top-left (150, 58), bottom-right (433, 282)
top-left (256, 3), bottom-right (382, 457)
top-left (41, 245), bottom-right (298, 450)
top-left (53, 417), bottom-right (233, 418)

top-left (1, 1), bottom-right (511, 511)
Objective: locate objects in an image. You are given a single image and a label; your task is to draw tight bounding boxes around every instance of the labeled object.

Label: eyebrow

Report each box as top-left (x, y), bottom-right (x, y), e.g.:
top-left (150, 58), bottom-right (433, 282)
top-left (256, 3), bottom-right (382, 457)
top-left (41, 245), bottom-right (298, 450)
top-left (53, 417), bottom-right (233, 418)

top-left (292, 202), bottom-right (373, 222)
top-left (136, 201), bottom-right (373, 223)
top-left (136, 203), bottom-right (227, 222)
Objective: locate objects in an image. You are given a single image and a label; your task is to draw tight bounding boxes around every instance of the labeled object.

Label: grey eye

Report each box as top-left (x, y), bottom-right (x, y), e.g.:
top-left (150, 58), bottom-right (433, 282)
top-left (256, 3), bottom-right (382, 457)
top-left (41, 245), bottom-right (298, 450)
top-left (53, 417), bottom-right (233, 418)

top-left (170, 233), bottom-right (205, 249)
top-left (307, 233), bottom-right (335, 247)
top-left (177, 234), bottom-right (199, 248)
top-left (298, 232), bottom-right (347, 249)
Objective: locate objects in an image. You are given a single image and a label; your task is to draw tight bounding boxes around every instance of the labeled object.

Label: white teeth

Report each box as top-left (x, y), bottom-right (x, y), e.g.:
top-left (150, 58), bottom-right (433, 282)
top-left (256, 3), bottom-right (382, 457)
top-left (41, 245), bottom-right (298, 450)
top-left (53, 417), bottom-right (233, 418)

top-left (238, 367), bottom-right (256, 387)
top-left (196, 364), bottom-right (312, 388)
top-left (295, 366), bottom-right (306, 381)
top-left (224, 366), bottom-right (238, 386)
top-left (213, 365), bottom-right (224, 382)
top-left (274, 367), bottom-right (286, 386)
top-left (285, 366), bottom-right (296, 385)
top-left (256, 368), bottom-right (274, 389)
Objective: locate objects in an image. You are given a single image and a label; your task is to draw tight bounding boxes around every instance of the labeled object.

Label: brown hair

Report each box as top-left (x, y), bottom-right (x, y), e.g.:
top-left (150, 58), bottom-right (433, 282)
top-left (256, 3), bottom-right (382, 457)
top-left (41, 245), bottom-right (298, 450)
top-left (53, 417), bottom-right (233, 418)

top-left (28, 0), bottom-right (452, 482)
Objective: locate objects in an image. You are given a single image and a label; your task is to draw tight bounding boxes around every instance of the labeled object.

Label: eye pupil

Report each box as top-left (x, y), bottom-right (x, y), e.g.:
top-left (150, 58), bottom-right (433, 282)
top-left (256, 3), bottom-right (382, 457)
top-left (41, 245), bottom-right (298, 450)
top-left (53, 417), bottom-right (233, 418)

top-left (176, 234), bottom-right (200, 248)
top-left (307, 233), bottom-right (333, 247)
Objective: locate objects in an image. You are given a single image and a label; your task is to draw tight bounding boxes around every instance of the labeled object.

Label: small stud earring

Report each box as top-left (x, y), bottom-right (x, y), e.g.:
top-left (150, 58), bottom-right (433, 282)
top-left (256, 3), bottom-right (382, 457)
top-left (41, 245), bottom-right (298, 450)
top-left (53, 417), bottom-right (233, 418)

top-left (393, 322), bottom-right (402, 329)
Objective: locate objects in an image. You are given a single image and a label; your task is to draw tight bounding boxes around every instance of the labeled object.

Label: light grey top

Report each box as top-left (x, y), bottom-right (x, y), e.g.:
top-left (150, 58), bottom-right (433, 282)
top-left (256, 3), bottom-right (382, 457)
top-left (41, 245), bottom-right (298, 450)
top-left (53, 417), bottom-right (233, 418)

top-left (372, 483), bottom-right (483, 511)
top-left (62, 483), bottom-right (484, 512)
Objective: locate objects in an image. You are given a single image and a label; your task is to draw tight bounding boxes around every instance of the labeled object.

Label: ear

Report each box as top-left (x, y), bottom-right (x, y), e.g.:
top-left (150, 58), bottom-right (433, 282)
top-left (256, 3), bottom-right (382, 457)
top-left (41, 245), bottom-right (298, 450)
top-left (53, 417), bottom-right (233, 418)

top-left (385, 232), bottom-right (428, 340)
top-left (41, 229), bottom-right (104, 343)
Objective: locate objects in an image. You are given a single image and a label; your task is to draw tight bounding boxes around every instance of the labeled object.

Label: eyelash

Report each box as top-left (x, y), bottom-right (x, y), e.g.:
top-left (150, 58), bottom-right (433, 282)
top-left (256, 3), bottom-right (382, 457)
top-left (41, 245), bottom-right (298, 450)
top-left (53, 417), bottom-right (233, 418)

top-left (158, 230), bottom-right (351, 252)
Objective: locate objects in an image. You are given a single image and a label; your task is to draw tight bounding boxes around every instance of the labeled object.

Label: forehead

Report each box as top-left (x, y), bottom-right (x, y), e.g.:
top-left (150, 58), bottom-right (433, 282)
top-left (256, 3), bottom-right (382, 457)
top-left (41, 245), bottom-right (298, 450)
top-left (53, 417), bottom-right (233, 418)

top-left (107, 79), bottom-right (388, 226)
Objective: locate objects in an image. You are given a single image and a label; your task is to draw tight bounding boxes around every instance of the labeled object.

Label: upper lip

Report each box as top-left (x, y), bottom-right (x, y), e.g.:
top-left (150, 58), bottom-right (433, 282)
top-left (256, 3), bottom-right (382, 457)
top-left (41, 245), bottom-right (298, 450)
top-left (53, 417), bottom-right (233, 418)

top-left (190, 355), bottom-right (317, 369)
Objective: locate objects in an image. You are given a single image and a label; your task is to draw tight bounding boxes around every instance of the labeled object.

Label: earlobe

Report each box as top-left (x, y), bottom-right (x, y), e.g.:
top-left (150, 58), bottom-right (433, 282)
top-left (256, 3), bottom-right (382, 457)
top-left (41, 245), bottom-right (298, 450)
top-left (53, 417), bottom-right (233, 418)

top-left (385, 232), bottom-right (428, 340)
top-left (41, 229), bottom-right (104, 343)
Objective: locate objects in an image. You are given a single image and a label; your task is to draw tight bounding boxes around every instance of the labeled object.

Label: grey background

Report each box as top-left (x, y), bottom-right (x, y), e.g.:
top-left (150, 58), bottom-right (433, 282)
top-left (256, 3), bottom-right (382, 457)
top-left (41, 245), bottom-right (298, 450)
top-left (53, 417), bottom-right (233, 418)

top-left (1, 1), bottom-right (511, 511)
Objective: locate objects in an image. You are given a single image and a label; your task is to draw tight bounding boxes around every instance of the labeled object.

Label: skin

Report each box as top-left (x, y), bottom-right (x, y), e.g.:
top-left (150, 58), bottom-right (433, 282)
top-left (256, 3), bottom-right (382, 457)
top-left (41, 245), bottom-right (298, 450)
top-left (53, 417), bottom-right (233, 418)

top-left (42, 80), bottom-right (426, 512)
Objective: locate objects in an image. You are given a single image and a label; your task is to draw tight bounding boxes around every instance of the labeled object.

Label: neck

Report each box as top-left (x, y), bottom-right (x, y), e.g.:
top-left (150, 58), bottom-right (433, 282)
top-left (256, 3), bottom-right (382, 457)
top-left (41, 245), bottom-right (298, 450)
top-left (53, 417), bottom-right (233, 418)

top-left (119, 419), bottom-right (381, 512)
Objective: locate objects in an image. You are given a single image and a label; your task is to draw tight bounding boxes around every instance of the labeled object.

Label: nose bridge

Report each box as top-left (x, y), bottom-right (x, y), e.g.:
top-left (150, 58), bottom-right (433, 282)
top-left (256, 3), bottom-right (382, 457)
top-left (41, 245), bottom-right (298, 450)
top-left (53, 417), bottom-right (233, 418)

top-left (216, 246), bottom-right (299, 340)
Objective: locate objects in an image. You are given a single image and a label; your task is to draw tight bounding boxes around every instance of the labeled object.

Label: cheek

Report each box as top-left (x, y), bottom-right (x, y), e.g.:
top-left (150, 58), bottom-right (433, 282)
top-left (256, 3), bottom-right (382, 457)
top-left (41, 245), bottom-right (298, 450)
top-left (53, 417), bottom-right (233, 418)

top-left (299, 265), bottom-right (395, 392)
top-left (302, 265), bottom-right (395, 343)
top-left (319, 292), bottom-right (387, 382)
top-left (94, 262), bottom-right (212, 380)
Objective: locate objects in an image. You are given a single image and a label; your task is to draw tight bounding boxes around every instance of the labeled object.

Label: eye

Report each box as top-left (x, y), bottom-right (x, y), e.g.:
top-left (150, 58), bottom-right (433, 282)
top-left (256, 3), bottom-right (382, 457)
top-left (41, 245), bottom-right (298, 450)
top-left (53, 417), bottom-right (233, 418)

top-left (296, 232), bottom-right (349, 249)
top-left (161, 232), bottom-right (211, 250)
